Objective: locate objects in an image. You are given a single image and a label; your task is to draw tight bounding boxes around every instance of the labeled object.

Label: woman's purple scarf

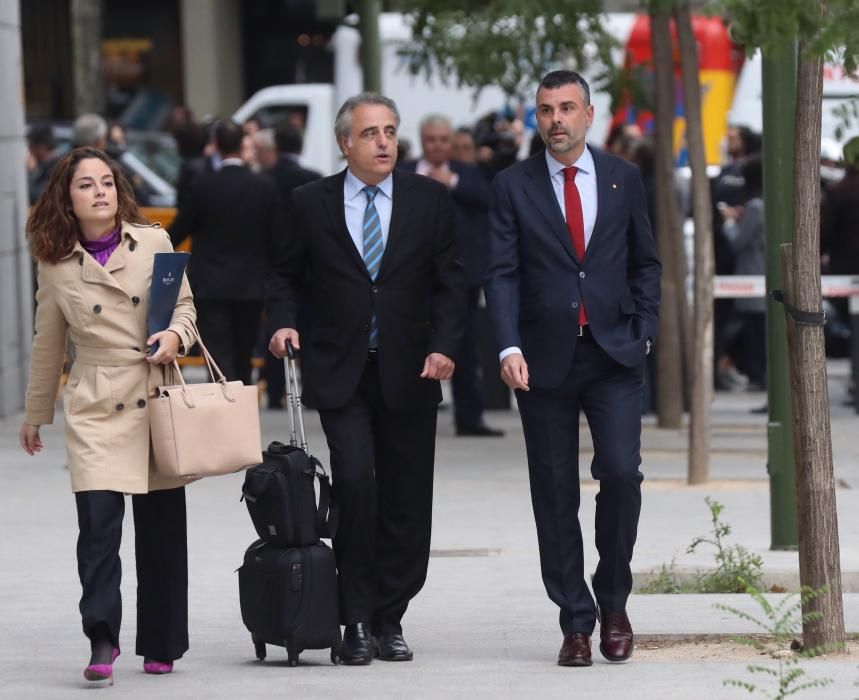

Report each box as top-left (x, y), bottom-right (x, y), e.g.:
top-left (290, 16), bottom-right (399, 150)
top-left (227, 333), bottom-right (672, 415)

top-left (80, 228), bottom-right (121, 267)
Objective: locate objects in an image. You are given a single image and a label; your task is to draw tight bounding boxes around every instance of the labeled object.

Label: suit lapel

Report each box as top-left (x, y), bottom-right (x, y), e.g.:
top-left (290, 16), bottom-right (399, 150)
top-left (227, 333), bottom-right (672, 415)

top-left (322, 170), bottom-right (370, 278)
top-left (377, 169), bottom-right (412, 279)
top-left (588, 148), bottom-right (616, 257)
top-left (522, 154), bottom-right (580, 267)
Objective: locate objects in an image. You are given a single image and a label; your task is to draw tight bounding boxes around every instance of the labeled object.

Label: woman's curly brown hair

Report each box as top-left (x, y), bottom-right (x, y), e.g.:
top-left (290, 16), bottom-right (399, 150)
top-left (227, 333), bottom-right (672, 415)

top-left (27, 147), bottom-right (149, 263)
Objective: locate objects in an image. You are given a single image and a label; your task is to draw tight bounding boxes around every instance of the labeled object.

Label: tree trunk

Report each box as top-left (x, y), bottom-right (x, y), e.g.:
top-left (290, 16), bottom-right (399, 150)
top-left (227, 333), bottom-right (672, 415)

top-left (70, 0), bottom-right (104, 116)
top-left (788, 31), bottom-right (845, 651)
top-left (650, 6), bottom-right (685, 428)
top-left (673, 1), bottom-right (713, 484)
top-left (358, 0), bottom-right (383, 93)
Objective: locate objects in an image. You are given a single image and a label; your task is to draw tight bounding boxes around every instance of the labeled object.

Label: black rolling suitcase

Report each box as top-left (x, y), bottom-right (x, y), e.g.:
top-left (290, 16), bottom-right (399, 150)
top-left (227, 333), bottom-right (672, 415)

top-left (238, 539), bottom-right (341, 665)
top-left (238, 345), bottom-right (341, 666)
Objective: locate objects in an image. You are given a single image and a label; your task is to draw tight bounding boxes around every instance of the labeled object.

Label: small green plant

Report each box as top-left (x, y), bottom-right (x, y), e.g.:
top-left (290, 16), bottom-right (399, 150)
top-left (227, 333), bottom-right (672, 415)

top-left (718, 584), bottom-right (836, 699)
top-left (688, 497), bottom-right (764, 593)
top-left (639, 558), bottom-right (687, 594)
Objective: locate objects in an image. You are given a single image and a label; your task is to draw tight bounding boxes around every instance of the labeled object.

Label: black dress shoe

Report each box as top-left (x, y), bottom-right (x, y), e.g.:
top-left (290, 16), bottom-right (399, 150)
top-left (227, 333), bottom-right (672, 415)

top-left (456, 423), bottom-right (505, 437)
top-left (339, 623), bottom-right (376, 665)
top-left (375, 633), bottom-right (413, 661)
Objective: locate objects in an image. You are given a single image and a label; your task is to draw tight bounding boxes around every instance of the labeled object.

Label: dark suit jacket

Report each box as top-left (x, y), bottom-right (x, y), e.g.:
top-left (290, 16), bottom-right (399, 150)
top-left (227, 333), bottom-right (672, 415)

top-left (401, 159), bottom-right (491, 288)
top-left (170, 164), bottom-right (283, 301)
top-left (265, 155), bottom-right (322, 213)
top-left (485, 147), bottom-right (661, 390)
top-left (266, 168), bottom-right (466, 411)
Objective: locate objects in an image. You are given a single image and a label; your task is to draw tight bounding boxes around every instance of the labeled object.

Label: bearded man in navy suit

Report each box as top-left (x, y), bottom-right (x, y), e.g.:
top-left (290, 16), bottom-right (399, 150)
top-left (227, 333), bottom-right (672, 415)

top-left (485, 71), bottom-right (661, 667)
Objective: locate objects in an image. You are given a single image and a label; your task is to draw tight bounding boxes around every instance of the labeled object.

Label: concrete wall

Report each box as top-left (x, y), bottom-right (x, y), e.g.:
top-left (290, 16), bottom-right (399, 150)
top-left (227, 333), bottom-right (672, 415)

top-left (0, 2), bottom-right (33, 418)
top-left (180, 0), bottom-right (244, 119)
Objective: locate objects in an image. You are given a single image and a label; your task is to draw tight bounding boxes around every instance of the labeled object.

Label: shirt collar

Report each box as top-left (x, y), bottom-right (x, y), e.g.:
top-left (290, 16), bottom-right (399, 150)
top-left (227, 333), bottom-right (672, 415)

top-left (345, 168), bottom-right (394, 201)
top-left (220, 157), bottom-right (245, 168)
top-left (545, 145), bottom-right (594, 179)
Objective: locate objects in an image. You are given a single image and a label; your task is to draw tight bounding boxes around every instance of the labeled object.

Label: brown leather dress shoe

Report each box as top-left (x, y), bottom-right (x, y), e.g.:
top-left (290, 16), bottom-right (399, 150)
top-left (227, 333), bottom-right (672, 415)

top-left (557, 632), bottom-right (592, 667)
top-left (598, 609), bottom-right (634, 662)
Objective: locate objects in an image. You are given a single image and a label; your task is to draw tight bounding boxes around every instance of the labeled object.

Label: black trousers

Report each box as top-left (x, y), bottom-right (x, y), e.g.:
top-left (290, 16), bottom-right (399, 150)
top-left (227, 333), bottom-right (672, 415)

top-left (452, 286), bottom-right (485, 429)
top-left (195, 299), bottom-right (263, 385)
top-left (318, 358), bottom-right (437, 635)
top-left (516, 337), bottom-right (644, 636)
top-left (75, 487), bottom-right (189, 660)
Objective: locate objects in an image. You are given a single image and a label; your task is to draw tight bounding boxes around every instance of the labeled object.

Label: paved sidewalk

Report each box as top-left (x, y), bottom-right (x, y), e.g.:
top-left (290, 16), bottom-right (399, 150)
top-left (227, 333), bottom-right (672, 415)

top-left (1, 362), bottom-right (858, 698)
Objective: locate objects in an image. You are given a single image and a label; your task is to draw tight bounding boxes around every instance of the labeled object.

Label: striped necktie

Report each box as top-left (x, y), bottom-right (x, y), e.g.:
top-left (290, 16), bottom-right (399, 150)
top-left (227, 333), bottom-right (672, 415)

top-left (362, 185), bottom-right (383, 347)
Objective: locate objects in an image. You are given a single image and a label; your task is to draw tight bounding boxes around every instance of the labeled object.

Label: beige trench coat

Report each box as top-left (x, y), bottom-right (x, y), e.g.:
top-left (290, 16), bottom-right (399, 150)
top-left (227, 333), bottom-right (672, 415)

top-left (25, 223), bottom-right (197, 493)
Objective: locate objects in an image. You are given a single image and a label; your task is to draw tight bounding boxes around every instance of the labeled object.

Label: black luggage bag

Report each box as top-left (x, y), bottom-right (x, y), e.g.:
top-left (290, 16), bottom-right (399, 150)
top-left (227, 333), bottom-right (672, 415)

top-left (242, 442), bottom-right (334, 547)
top-left (238, 539), bottom-right (341, 665)
top-left (242, 345), bottom-right (337, 547)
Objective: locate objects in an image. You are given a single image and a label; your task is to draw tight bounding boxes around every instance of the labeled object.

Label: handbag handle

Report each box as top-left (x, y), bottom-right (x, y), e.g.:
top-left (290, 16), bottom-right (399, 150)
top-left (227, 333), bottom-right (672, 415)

top-left (166, 321), bottom-right (235, 407)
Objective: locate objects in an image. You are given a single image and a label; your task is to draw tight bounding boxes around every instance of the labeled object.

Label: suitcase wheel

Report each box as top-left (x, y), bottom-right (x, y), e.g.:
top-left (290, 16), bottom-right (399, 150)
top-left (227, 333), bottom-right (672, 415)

top-left (330, 647), bottom-right (340, 665)
top-left (253, 638), bottom-right (266, 661)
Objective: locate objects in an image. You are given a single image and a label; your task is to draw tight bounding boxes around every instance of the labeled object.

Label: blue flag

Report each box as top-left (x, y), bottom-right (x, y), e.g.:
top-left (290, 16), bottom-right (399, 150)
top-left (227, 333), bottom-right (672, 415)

top-left (148, 252), bottom-right (191, 354)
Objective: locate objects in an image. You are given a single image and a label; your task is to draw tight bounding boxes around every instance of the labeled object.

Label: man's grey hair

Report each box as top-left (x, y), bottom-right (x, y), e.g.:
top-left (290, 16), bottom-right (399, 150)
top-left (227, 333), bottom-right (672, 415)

top-left (419, 114), bottom-right (452, 134)
top-left (334, 93), bottom-right (400, 143)
top-left (72, 113), bottom-right (108, 148)
top-left (252, 128), bottom-right (276, 150)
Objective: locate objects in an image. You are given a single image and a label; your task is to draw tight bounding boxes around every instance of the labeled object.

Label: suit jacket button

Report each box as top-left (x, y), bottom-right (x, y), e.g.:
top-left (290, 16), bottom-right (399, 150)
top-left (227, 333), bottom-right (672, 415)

top-left (132, 296), bottom-right (140, 305)
top-left (571, 302), bottom-right (579, 309)
top-left (372, 286), bottom-right (379, 294)
top-left (115, 403), bottom-right (125, 411)
top-left (363, 323), bottom-right (370, 331)
top-left (137, 399), bottom-right (146, 408)
top-left (579, 271), bottom-right (586, 278)
top-left (93, 304), bottom-right (102, 314)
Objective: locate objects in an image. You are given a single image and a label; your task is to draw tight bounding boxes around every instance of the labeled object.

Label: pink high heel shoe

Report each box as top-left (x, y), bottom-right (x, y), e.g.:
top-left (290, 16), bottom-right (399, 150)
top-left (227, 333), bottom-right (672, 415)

top-left (83, 647), bottom-right (120, 685)
top-left (143, 659), bottom-right (173, 674)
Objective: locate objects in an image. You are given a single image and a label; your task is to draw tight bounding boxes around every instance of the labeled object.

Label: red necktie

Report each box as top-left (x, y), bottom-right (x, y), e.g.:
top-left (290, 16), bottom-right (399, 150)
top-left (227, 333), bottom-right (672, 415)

top-left (563, 166), bottom-right (587, 326)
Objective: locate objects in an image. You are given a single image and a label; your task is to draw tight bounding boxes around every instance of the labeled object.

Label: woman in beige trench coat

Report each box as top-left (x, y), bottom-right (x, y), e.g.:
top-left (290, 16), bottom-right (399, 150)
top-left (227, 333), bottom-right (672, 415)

top-left (20, 147), bottom-right (197, 684)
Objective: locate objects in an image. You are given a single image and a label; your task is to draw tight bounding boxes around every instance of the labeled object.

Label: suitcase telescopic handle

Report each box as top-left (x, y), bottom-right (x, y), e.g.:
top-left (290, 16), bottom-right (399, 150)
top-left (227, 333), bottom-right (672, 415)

top-left (284, 342), bottom-right (308, 453)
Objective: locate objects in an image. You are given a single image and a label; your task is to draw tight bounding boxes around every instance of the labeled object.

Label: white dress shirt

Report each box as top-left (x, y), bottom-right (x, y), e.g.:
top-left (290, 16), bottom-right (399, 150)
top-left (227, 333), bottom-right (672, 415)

top-left (344, 169), bottom-right (394, 254)
top-left (499, 146), bottom-right (599, 362)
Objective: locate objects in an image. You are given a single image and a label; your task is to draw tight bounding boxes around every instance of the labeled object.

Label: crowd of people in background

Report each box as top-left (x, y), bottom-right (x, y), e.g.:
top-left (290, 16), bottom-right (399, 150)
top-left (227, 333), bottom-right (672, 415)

top-left (24, 103), bottom-right (859, 413)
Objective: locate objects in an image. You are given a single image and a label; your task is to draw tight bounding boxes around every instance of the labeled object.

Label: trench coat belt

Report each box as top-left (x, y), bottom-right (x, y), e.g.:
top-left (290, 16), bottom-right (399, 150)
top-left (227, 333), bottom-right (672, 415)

top-left (73, 346), bottom-right (148, 367)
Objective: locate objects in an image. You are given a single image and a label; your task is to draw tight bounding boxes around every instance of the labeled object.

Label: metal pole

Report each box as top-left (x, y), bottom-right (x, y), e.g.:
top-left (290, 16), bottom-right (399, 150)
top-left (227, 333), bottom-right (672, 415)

top-left (358, 0), bottom-right (382, 93)
top-left (762, 41), bottom-right (799, 550)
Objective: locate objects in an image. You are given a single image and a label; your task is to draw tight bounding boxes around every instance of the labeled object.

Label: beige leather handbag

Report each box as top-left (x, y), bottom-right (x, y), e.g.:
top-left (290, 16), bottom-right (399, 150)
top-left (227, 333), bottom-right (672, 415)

top-left (149, 326), bottom-right (262, 479)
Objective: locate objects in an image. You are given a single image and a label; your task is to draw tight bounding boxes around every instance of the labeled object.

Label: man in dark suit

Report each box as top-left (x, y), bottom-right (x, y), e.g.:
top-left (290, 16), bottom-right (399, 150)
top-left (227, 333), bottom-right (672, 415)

top-left (267, 94), bottom-right (465, 665)
top-left (261, 121), bottom-right (323, 408)
top-left (171, 119), bottom-right (283, 385)
top-left (485, 71), bottom-right (661, 667)
top-left (402, 115), bottom-right (503, 437)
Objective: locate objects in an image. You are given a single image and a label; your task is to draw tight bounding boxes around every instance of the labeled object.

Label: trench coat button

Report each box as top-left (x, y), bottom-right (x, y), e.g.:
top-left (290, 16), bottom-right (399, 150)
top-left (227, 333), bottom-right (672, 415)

top-left (579, 271), bottom-right (586, 279)
top-left (93, 304), bottom-right (102, 314)
top-left (137, 399), bottom-right (146, 408)
top-left (115, 403), bottom-right (124, 411)
top-left (572, 302), bottom-right (579, 309)
top-left (129, 241), bottom-right (136, 251)
top-left (131, 296), bottom-right (140, 305)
